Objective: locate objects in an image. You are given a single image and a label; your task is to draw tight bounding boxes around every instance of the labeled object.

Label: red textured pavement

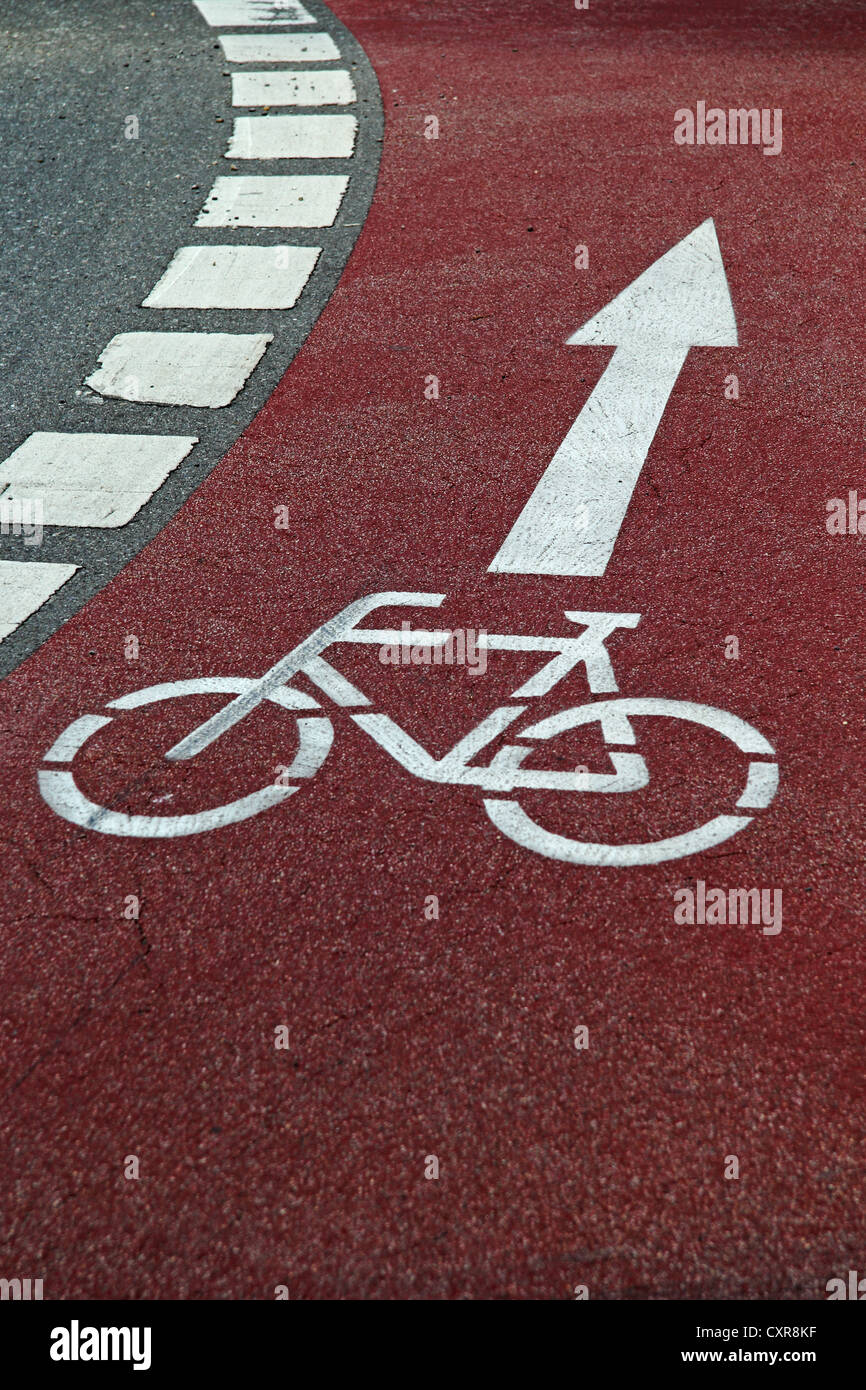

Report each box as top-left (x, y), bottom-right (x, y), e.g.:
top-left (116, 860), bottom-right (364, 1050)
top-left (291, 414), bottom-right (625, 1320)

top-left (2, 0), bottom-right (865, 1300)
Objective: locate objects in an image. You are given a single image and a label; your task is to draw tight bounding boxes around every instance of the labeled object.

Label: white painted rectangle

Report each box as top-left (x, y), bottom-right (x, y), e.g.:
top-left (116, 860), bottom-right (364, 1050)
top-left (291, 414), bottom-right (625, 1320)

top-left (194, 1), bottom-right (315, 26)
top-left (231, 71), bottom-right (356, 106)
top-left (219, 33), bottom-right (340, 62)
top-left (196, 175), bottom-right (348, 227)
top-left (0, 433), bottom-right (198, 528)
top-left (0, 560), bottom-right (78, 641)
top-left (143, 245), bottom-right (321, 310)
top-left (86, 333), bottom-right (273, 409)
top-left (227, 114), bottom-right (357, 159)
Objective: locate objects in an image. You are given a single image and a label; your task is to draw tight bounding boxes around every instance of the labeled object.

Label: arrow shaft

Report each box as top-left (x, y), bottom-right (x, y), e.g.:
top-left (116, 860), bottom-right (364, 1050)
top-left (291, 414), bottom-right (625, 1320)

top-left (489, 343), bottom-right (689, 576)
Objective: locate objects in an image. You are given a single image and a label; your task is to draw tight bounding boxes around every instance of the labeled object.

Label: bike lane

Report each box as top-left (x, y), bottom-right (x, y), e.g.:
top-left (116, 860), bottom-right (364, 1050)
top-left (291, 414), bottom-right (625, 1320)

top-left (2, 0), bottom-right (865, 1298)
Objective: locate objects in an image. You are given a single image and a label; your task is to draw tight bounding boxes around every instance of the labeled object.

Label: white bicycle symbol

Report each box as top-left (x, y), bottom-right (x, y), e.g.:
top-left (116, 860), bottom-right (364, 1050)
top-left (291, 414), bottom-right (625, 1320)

top-left (39, 591), bottom-right (778, 867)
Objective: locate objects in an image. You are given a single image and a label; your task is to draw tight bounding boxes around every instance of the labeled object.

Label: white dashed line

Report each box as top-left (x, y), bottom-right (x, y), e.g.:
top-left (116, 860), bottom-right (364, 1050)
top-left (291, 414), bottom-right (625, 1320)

top-left (196, 174), bottom-right (349, 226)
top-left (226, 114), bottom-right (357, 159)
top-left (2, 0), bottom-right (370, 649)
top-left (231, 70), bottom-right (356, 106)
top-left (219, 32), bottom-right (340, 61)
top-left (0, 560), bottom-right (78, 640)
top-left (143, 245), bottom-right (321, 310)
top-left (193, 1), bottom-right (315, 26)
top-left (86, 332), bottom-right (274, 408)
top-left (0, 433), bottom-right (199, 527)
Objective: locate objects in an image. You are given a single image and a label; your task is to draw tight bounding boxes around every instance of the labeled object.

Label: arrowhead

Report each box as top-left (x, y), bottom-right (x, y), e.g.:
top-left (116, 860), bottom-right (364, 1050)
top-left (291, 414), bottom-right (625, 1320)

top-left (567, 218), bottom-right (738, 348)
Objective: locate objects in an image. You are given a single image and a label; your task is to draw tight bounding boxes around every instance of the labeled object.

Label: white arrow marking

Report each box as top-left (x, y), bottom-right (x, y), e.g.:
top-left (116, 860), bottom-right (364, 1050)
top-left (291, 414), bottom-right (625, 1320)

top-left (488, 218), bottom-right (738, 577)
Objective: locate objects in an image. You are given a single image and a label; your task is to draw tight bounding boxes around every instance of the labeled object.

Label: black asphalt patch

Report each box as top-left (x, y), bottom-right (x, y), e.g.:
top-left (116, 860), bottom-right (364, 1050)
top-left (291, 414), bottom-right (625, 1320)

top-left (0, 0), bottom-right (382, 678)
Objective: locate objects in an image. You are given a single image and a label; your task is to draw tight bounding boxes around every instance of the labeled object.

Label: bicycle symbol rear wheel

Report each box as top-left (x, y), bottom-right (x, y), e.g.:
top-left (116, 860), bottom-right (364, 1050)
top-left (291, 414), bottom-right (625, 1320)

top-left (38, 678), bottom-right (334, 838)
top-left (483, 697), bottom-right (778, 866)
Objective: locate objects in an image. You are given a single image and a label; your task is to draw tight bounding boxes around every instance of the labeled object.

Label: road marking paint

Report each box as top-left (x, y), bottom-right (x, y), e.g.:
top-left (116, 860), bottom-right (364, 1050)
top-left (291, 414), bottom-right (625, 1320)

top-left (107, 676), bottom-right (320, 711)
top-left (194, 1), bottom-right (315, 26)
top-left (219, 33), bottom-right (340, 62)
top-left (489, 219), bottom-right (738, 577)
top-left (86, 332), bottom-right (273, 409)
top-left (231, 70), bottom-right (356, 106)
top-left (226, 114), bottom-right (357, 159)
top-left (515, 697), bottom-right (775, 756)
top-left (143, 245), bottom-right (321, 310)
top-left (38, 768), bottom-right (298, 838)
top-left (166, 590), bottom-right (447, 760)
top-left (41, 596), bottom-right (779, 858)
top-left (484, 801), bottom-right (751, 868)
top-left (195, 174), bottom-right (349, 226)
top-left (0, 433), bottom-right (198, 527)
top-left (737, 761), bottom-right (779, 809)
top-left (37, 672), bottom-right (332, 838)
top-left (0, 560), bottom-right (78, 642)
top-left (43, 714), bottom-right (113, 762)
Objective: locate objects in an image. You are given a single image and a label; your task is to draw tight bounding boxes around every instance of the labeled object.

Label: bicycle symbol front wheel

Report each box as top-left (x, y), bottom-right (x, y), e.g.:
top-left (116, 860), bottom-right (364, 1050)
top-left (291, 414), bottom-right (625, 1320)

top-left (483, 697), bottom-right (778, 867)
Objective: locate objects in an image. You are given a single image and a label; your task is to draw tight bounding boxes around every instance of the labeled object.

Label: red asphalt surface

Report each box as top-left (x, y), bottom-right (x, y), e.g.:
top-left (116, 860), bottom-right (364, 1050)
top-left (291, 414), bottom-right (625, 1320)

top-left (2, 0), bottom-right (865, 1300)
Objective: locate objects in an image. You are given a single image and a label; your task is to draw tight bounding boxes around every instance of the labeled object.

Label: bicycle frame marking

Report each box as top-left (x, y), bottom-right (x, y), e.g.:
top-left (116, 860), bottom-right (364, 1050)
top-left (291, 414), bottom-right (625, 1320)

top-left (163, 592), bottom-right (640, 759)
top-left (37, 592), bottom-right (779, 865)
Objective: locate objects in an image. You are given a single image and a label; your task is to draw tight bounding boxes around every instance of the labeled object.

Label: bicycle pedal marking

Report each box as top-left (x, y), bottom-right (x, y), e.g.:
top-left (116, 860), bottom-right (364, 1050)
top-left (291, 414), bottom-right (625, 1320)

top-left (37, 592), bottom-right (779, 863)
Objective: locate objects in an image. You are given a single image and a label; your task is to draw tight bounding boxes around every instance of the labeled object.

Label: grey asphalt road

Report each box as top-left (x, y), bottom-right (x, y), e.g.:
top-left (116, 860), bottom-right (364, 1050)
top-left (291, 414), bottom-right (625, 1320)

top-left (0, 0), bottom-right (382, 677)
